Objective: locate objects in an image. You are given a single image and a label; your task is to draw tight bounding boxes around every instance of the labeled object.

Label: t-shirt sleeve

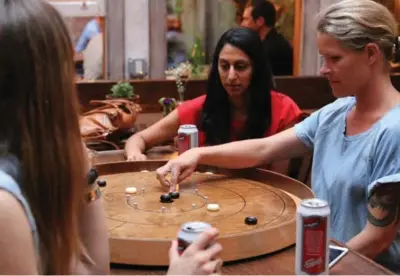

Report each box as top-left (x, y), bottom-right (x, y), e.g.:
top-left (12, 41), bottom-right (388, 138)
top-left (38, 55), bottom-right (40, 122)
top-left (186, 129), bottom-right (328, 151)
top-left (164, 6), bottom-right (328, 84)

top-left (176, 95), bottom-right (206, 125)
top-left (294, 97), bottom-right (355, 149)
top-left (367, 125), bottom-right (400, 198)
top-left (294, 108), bottom-right (321, 149)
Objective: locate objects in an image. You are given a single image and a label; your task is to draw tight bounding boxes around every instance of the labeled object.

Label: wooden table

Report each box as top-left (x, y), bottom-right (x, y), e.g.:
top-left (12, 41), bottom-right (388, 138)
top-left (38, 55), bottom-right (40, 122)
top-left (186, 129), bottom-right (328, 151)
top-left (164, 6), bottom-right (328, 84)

top-left (94, 148), bottom-right (393, 275)
top-left (110, 239), bottom-right (393, 275)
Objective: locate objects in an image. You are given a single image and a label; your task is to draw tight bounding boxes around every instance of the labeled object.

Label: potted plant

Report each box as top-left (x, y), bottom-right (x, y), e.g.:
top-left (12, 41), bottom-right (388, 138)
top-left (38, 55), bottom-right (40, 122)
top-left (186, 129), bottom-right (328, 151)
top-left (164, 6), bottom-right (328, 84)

top-left (106, 81), bottom-right (139, 102)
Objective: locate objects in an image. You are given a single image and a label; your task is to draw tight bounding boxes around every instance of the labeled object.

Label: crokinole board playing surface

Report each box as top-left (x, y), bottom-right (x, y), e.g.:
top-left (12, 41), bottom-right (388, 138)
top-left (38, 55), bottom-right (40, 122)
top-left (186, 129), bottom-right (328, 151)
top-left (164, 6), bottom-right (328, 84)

top-left (96, 161), bottom-right (314, 266)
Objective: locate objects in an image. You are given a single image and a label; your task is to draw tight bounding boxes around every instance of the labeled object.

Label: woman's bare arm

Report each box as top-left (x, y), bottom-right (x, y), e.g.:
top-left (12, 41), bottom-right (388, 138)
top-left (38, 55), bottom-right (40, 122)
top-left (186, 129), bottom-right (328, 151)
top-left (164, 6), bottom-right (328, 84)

top-left (124, 110), bottom-right (181, 160)
top-left (197, 128), bottom-right (310, 168)
top-left (0, 190), bottom-right (38, 274)
top-left (71, 147), bottom-right (110, 274)
top-left (73, 198), bottom-right (110, 274)
top-left (157, 128), bottom-right (311, 187)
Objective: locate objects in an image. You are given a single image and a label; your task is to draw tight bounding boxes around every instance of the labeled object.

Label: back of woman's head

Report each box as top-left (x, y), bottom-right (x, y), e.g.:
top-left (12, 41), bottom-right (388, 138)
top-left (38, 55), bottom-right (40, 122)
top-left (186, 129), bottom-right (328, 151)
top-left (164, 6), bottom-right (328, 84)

top-left (316, 0), bottom-right (397, 63)
top-left (0, 0), bottom-right (85, 273)
top-left (201, 27), bottom-right (273, 145)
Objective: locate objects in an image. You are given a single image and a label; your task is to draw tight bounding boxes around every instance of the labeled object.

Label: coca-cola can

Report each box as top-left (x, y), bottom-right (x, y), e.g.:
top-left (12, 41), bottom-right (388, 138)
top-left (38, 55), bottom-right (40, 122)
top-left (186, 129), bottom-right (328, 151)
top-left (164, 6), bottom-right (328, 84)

top-left (295, 198), bottom-right (330, 275)
top-left (177, 124), bottom-right (198, 154)
top-left (177, 221), bottom-right (212, 255)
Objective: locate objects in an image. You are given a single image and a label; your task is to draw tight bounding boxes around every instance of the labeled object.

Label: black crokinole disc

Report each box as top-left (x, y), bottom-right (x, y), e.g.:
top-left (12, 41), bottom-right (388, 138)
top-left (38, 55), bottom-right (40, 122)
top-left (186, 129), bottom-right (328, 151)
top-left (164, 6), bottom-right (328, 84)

top-left (160, 193), bottom-right (173, 203)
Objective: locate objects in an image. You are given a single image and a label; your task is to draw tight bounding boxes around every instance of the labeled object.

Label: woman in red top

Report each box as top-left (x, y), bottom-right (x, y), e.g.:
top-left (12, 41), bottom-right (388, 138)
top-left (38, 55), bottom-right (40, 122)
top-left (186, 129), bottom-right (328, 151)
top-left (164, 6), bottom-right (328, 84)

top-left (125, 27), bottom-right (301, 160)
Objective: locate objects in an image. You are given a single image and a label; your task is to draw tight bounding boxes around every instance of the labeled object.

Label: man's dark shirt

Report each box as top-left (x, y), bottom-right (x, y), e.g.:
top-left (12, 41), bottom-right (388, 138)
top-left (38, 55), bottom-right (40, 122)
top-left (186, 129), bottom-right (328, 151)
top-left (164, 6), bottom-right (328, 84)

top-left (262, 28), bottom-right (293, 76)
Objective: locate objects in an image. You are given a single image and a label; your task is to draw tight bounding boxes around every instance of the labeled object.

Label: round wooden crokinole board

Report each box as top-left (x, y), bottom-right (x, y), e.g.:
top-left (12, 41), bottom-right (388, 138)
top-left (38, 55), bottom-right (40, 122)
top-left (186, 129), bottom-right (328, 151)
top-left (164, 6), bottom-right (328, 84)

top-left (96, 161), bottom-right (314, 266)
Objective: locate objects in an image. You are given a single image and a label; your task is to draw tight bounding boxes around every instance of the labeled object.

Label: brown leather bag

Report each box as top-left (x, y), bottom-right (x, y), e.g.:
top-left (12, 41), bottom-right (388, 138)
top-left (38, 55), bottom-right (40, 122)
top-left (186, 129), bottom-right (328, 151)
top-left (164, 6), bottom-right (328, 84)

top-left (80, 99), bottom-right (141, 149)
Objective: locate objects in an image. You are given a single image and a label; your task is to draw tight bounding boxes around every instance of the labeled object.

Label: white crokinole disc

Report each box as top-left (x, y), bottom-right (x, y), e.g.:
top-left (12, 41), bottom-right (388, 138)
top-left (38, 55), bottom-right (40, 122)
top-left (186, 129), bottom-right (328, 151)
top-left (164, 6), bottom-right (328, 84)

top-left (207, 203), bottom-right (220, 211)
top-left (125, 187), bottom-right (137, 194)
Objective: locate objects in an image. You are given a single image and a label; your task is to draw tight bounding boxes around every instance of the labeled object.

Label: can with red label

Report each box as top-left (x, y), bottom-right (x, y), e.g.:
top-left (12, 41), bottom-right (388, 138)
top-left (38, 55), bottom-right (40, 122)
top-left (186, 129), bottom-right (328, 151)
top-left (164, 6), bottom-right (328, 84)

top-left (295, 198), bottom-right (330, 275)
top-left (177, 124), bottom-right (198, 154)
top-left (177, 221), bottom-right (212, 255)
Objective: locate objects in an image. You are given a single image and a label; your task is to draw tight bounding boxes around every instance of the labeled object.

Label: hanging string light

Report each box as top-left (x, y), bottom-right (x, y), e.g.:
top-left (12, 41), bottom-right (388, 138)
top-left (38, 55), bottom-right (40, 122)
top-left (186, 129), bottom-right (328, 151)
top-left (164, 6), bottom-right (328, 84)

top-left (81, 0), bottom-right (88, 10)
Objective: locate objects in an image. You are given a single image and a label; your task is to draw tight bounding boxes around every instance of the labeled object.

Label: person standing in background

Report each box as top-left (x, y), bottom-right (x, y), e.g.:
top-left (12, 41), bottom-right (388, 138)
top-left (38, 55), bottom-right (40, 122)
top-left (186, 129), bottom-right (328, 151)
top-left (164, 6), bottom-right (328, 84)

top-left (74, 16), bottom-right (102, 78)
top-left (75, 16), bottom-right (102, 54)
top-left (241, 0), bottom-right (293, 76)
top-left (166, 15), bottom-right (188, 68)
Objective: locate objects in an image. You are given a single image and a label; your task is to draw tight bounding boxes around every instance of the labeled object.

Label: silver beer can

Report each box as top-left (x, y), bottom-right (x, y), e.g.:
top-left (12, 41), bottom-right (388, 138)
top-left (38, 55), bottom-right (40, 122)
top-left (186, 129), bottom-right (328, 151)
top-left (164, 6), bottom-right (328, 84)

top-left (177, 221), bottom-right (212, 255)
top-left (295, 198), bottom-right (330, 275)
top-left (177, 124), bottom-right (199, 154)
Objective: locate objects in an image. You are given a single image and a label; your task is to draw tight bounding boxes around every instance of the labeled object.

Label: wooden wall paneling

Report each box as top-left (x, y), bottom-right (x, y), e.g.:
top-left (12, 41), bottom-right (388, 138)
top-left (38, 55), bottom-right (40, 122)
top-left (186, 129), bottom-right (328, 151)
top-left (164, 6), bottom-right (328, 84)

top-left (300, 0), bottom-right (342, 76)
top-left (300, 0), bottom-right (320, 75)
top-left (180, 0), bottom-right (208, 60)
top-left (105, 0), bottom-right (125, 80)
top-left (149, 0), bottom-right (167, 78)
top-left (374, 0), bottom-right (395, 11)
top-left (394, 0), bottom-right (400, 22)
top-left (101, 16), bottom-right (107, 79)
top-left (124, 0), bottom-right (150, 79)
top-left (205, 0), bottom-right (217, 63)
top-left (292, 0), bottom-right (303, 76)
top-left (77, 75), bottom-right (340, 114)
top-left (78, 74), bottom-right (400, 114)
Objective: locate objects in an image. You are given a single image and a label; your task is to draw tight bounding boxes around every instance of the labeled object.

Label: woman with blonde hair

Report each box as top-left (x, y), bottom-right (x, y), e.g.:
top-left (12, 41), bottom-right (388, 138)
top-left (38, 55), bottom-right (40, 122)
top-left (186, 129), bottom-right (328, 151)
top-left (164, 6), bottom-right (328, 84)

top-left (157, 0), bottom-right (400, 272)
top-left (0, 0), bottom-right (221, 274)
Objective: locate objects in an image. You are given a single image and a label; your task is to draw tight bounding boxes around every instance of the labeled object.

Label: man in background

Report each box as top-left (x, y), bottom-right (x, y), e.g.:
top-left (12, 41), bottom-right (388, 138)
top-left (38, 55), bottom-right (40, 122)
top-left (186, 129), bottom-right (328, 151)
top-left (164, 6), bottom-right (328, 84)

top-left (75, 16), bottom-right (102, 54)
top-left (166, 15), bottom-right (188, 68)
top-left (241, 0), bottom-right (293, 76)
top-left (82, 32), bottom-right (103, 80)
top-left (74, 17), bottom-right (102, 78)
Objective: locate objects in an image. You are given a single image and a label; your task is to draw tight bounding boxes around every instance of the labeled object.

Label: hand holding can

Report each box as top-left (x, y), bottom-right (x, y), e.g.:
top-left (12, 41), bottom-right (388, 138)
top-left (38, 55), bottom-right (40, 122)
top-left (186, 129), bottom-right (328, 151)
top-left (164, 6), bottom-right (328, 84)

top-left (167, 222), bottom-right (223, 275)
top-left (177, 222), bottom-right (213, 254)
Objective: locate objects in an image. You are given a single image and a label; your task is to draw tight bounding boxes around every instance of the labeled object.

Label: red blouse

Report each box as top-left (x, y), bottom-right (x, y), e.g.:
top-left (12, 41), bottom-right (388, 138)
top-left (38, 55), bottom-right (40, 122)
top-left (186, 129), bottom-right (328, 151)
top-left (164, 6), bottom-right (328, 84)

top-left (177, 91), bottom-right (302, 146)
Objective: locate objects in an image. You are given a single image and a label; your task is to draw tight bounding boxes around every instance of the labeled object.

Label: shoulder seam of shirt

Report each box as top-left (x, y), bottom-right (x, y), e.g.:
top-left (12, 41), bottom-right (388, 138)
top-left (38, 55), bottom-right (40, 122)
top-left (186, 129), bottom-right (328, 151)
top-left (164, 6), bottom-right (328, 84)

top-left (313, 97), bottom-right (355, 134)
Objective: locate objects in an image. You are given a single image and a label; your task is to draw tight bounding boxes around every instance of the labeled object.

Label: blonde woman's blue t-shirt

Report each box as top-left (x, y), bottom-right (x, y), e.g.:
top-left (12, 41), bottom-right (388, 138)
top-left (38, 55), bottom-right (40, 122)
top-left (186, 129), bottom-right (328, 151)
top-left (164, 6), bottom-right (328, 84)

top-left (295, 96), bottom-right (400, 273)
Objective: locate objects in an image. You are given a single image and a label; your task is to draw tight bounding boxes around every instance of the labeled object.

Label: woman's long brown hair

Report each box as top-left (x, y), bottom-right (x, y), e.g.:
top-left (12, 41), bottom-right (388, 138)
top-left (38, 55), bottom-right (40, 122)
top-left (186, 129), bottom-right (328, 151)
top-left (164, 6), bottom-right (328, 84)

top-left (0, 0), bottom-right (85, 273)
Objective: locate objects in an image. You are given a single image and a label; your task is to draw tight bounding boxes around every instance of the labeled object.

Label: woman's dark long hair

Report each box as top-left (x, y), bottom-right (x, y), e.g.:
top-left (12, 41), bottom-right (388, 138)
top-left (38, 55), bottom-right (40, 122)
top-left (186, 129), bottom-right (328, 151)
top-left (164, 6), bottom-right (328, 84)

top-left (199, 27), bottom-right (274, 145)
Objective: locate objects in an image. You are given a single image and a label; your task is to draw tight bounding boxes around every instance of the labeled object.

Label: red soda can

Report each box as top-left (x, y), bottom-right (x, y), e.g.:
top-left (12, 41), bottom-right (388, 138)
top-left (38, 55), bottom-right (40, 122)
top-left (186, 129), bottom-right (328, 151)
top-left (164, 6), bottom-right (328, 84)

top-left (295, 198), bottom-right (330, 275)
top-left (177, 221), bottom-right (212, 255)
top-left (177, 124), bottom-right (198, 154)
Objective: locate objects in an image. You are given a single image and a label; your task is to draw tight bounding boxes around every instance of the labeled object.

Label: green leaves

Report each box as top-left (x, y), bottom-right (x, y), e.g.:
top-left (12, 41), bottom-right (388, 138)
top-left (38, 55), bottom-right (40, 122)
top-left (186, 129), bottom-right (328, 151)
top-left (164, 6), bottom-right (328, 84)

top-left (110, 81), bottom-right (135, 98)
